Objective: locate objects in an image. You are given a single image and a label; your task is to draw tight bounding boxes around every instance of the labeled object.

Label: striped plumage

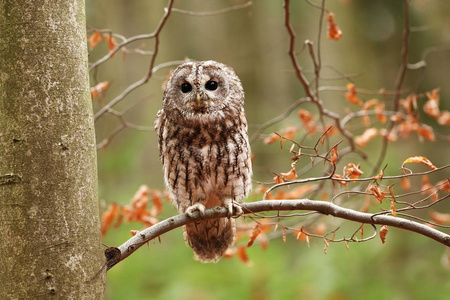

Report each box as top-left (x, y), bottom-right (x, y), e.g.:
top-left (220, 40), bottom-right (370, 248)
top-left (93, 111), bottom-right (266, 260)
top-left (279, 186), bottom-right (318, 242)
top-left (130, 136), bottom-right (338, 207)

top-left (155, 61), bottom-right (252, 262)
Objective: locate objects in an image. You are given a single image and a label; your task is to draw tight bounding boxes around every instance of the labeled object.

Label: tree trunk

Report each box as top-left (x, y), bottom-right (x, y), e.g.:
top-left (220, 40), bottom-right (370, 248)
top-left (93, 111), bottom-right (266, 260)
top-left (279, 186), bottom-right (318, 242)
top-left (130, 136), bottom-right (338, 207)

top-left (0, 1), bottom-right (105, 298)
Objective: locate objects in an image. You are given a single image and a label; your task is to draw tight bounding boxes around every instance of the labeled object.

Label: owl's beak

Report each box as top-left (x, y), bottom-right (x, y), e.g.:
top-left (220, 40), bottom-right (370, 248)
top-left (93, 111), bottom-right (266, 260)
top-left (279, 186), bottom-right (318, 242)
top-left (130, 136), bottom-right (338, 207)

top-left (196, 93), bottom-right (201, 106)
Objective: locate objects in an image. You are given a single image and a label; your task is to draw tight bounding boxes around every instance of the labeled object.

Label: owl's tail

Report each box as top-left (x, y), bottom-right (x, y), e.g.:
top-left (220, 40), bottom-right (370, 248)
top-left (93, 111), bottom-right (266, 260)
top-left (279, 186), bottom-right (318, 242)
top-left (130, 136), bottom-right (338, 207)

top-left (183, 217), bottom-right (235, 263)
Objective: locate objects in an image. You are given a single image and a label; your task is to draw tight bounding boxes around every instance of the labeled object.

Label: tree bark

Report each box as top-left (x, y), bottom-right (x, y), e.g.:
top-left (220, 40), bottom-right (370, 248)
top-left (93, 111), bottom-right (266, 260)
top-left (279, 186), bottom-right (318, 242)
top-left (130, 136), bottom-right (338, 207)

top-left (0, 1), bottom-right (105, 298)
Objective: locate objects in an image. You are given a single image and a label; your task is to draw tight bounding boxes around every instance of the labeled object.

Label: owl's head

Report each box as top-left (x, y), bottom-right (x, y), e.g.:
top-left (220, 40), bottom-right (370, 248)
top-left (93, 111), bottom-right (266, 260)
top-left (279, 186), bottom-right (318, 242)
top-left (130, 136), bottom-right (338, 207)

top-left (162, 60), bottom-right (244, 120)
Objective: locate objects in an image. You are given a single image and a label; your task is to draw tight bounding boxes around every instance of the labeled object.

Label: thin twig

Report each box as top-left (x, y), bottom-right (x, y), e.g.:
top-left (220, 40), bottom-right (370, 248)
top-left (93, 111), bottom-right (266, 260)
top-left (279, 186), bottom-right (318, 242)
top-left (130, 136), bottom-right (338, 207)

top-left (172, 1), bottom-right (252, 16)
top-left (371, 0), bottom-right (410, 175)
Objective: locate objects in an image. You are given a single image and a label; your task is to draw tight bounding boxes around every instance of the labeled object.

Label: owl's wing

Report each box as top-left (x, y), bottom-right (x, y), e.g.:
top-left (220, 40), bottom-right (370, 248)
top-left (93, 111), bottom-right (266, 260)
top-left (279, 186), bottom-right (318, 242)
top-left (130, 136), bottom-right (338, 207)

top-left (154, 109), bottom-right (164, 132)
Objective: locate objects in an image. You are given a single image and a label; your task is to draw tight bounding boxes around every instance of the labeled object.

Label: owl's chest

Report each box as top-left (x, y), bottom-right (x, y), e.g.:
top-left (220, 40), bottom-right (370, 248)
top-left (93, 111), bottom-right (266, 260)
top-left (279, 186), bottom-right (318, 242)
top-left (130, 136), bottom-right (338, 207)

top-left (164, 123), bottom-right (245, 181)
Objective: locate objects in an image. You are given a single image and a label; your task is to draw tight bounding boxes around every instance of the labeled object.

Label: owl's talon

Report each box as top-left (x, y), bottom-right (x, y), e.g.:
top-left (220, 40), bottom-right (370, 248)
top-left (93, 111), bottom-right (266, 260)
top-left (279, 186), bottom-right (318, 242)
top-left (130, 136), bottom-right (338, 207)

top-left (186, 203), bottom-right (206, 218)
top-left (224, 200), bottom-right (243, 218)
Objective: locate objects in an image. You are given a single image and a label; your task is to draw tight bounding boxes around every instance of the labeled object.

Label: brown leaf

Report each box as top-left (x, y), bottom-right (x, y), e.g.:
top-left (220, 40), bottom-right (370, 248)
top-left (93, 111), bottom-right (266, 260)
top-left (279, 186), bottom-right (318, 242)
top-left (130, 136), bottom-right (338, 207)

top-left (423, 88), bottom-right (441, 118)
top-left (344, 163), bottom-right (363, 179)
top-left (105, 35), bottom-right (117, 53)
top-left (402, 156), bottom-right (437, 172)
top-left (330, 145), bottom-right (338, 165)
top-left (88, 31), bottom-right (102, 50)
top-left (367, 184), bottom-right (385, 203)
top-left (263, 132), bottom-right (280, 145)
top-left (237, 246), bottom-right (252, 266)
top-left (101, 203), bottom-right (120, 236)
top-left (379, 225), bottom-right (388, 244)
top-left (247, 224), bottom-right (262, 248)
top-left (429, 211), bottom-right (450, 224)
top-left (90, 81), bottom-right (110, 101)
top-left (400, 177), bottom-right (411, 190)
top-left (355, 128), bottom-right (378, 147)
top-left (345, 83), bottom-right (363, 105)
top-left (327, 12), bottom-right (343, 41)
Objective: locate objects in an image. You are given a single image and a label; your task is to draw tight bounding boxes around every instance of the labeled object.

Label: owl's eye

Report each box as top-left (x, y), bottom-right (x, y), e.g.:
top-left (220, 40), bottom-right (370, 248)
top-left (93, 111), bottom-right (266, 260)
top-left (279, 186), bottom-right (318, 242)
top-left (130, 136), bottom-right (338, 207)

top-left (181, 82), bottom-right (192, 93)
top-left (205, 80), bottom-right (218, 91)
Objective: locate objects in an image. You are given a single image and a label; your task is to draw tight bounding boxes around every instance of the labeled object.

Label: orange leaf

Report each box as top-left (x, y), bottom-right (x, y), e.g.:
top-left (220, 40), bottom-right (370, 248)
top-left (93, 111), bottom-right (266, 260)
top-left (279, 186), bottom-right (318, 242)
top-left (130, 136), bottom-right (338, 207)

top-left (90, 81), bottom-right (110, 101)
top-left (314, 223), bottom-right (327, 235)
top-left (429, 211), bottom-right (450, 224)
top-left (402, 156), bottom-right (437, 171)
top-left (345, 83), bottom-right (363, 105)
top-left (367, 184), bottom-right (385, 203)
top-left (344, 163), bottom-right (363, 179)
top-left (236, 246), bottom-right (252, 266)
top-left (400, 177), bottom-right (411, 190)
top-left (423, 88), bottom-right (441, 119)
top-left (88, 31), bottom-right (102, 50)
top-left (101, 203), bottom-right (120, 236)
top-left (372, 167), bottom-right (385, 181)
top-left (105, 35), bottom-right (117, 53)
top-left (263, 132), bottom-right (280, 145)
top-left (298, 109), bottom-right (317, 134)
top-left (379, 225), bottom-right (388, 244)
top-left (332, 174), bottom-right (347, 186)
top-left (437, 111), bottom-right (450, 125)
top-left (282, 126), bottom-right (299, 140)
top-left (280, 168), bottom-right (298, 180)
top-left (330, 145), bottom-right (338, 165)
top-left (247, 224), bottom-right (262, 248)
top-left (327, 12), bottom-right (343, 41)
top-left (436, 179), bottom-right (450, 192)
top-left (355, 128), bottom-right (378, 147)
top-left (375, 102), bottom-right (386, 123)
top-left (362, 99), bottom-right (379, 126)
top-left (389, 199), bottom-right (397, 217)
top-left (416, 124), bottom-right (435, 141)
top-left (284, 184), bottom-right (317, 199)
top-left (130, 230), bottom-right (140, 236)
top-left (150, 189), bottom-right (164, 216)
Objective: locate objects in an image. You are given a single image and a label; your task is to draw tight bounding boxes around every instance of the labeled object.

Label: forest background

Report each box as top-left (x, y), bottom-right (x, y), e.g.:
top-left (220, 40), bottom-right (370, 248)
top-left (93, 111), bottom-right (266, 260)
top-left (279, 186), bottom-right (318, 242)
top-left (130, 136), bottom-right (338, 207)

top-left (87, 1), bottom-right (450, 299)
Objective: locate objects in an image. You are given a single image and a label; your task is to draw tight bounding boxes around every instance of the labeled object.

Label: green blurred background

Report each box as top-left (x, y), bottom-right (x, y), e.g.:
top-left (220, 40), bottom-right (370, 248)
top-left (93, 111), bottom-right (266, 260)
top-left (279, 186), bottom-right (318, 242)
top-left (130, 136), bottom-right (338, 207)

top-left (87, 1), bottom-right (450, 299)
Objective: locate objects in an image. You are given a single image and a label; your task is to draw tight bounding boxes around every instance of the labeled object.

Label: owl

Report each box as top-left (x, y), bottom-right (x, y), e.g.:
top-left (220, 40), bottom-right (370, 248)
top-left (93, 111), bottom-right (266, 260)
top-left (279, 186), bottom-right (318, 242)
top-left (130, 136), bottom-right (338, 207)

top-left (155, 60), bottom-right (252, 262)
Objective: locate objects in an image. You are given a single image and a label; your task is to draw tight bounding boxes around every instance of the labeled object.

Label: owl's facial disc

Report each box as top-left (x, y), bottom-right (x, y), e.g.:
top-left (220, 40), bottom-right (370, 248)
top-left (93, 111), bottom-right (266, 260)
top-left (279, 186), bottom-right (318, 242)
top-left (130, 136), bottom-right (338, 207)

top-left (180, 75), bottom-right (227, 114)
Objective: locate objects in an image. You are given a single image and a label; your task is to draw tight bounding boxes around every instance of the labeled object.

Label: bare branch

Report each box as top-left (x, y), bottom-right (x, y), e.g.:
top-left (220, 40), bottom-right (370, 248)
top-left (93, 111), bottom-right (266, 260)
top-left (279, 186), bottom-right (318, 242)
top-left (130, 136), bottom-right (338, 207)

top-left (172, 1), bottom-right (252, 16)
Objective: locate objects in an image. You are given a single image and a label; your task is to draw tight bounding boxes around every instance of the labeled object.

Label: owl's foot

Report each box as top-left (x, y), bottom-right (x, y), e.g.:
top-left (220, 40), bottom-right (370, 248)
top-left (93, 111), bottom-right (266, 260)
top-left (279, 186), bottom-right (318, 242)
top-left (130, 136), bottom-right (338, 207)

top-left (185, 203), bottom-right (206, 218)
top-left (224, 199), bottom-right (244, 218)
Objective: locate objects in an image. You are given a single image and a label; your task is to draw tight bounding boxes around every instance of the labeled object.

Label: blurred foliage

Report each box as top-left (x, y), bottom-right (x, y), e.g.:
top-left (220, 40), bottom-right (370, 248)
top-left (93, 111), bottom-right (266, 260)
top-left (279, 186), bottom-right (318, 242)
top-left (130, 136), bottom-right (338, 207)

top-left (87, 0), bottom-right (450, 299)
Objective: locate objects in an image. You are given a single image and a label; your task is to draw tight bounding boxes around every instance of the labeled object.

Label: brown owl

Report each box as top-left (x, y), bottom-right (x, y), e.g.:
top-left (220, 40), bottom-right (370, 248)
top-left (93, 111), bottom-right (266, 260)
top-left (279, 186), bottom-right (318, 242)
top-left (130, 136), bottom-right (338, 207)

top-left (155, 60), bottom-right (252, 262)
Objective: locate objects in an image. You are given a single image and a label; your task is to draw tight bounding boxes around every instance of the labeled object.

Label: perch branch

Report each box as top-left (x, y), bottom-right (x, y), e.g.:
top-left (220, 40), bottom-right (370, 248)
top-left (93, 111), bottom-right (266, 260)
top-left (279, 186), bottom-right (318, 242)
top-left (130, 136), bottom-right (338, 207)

top-left (106, 199), bottom-right (450, 270)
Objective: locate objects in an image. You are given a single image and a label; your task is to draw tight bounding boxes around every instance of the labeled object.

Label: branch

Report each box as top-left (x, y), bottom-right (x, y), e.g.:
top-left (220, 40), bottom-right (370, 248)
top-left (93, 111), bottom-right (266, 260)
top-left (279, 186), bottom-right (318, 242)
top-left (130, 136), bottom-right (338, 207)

top-left (106, 199), bottom-right (450, 270)
top-left (172, 1), bottom-right (252, 16)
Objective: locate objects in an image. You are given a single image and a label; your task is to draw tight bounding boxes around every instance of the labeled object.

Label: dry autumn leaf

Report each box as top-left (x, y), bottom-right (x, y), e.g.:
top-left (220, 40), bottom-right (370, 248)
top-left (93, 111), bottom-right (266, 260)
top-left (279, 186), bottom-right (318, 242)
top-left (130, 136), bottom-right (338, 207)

top-left (330, 145), bottom-right (338, 165)
top-left (402, 156), bottom-right (437, 172)
top-left (400, 177), bottom-right (411, 190)
top-left (344, 163), bottom-right (363, 179)
top-left (345, 83), bottom-right (363, 105)
top-left (355, 128), bottom-right (378, 147)
top-left (327, 12), bottom-right (342, 40)
top-left (367, 184), bottom-right (385, 203)
top-left (105, 35), bottom-right (117, 53)
top-left (101, 203), bottom-right (120, 236)
top-left (88, 31), bottom-right (102, 50)
top-left (380, 225), bottom-right (388, 244)
top-left (423, 88), bottom-right (441, 118)
top-left (429, 211), bottom-right (450, 224)
top-left (263, 132), bottom-right (280, 145)
top-left (236, 246), bottom-right (252, 266)
top-left (247, 224), bottom-right (262, 248)
top-left (90, 81), bottom-right (110, 101)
